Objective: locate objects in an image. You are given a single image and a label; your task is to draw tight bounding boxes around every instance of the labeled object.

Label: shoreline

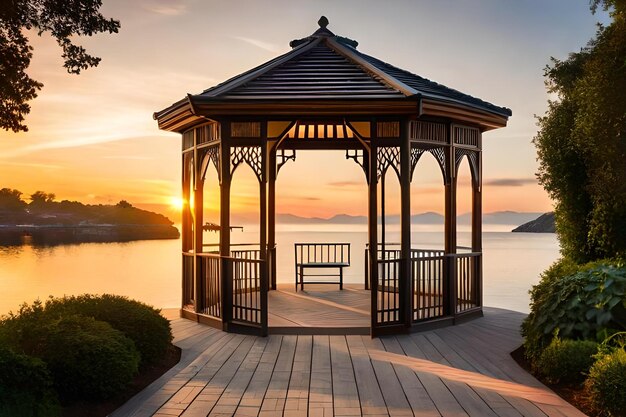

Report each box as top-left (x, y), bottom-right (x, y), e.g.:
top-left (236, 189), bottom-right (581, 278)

top-left (0, 224), bottom-right (180, 246)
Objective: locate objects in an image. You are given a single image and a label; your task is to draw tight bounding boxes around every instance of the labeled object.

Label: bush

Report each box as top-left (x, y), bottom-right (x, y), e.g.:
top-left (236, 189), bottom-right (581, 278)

top-left (44, 294), bottom-right (172, 366)
top-left (1, 310), bottom-right (140, 403)
top-left (522, 260), bottom-right (626, 362)
top-left (537, 337), bottom-right (598, 384)
top-left (0, 346), bottom-right (60, 417)
top-left (586, 348), bottom-right (626, 417)
top-left (37, 315), bottom-right (140, 402)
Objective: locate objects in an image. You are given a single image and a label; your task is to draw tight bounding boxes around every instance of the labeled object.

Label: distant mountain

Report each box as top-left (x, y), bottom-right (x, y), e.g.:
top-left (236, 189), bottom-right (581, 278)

top-left (512, 212), bottom-right (556, 233)
top-left (277, 211), bottom-right (543, 226)
top-left (459, 211), bottom-right (544, 225)
top-left (276, 213), bottom-right (367, 224)
top-left (411, 212), bottom-right (444, 224)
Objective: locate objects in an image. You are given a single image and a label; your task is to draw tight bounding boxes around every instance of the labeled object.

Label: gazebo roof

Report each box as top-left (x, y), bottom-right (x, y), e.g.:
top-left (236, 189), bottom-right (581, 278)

top-left (155, 17), bottom-right (511, 132)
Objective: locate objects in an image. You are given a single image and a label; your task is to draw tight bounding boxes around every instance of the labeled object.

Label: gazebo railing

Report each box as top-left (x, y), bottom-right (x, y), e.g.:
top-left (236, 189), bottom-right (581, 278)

top-left (182, 252), bottom-right (195, 311)
top-left (375, 258), bottom-right (402, 326)
top-left (412, 254), bottom-right (445, 321)
top-left (364, 244), bottom-right (445, 289)
top-left (454, 252), bottom-right (481, 313)
top-left (197, 253), bottom-right (221, 319)
top-left (231, 256), bottom-right (267, 328)
top-left (185, 245), bottom-right (268, 333)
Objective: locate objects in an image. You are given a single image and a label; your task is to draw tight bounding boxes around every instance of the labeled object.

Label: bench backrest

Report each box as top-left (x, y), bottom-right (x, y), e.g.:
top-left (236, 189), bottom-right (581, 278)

top-left (294, 243), bottom-right (351, 265)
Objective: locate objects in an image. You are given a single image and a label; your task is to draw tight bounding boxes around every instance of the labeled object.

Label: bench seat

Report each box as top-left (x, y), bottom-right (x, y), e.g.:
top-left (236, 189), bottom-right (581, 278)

top-left (294, 243), bottom-right (351, 291)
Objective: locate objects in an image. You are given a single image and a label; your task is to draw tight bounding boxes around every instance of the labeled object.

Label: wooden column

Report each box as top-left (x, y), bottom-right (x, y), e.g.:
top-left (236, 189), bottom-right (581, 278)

top-left (444, 126), bottom-right (457, 317)
top-left (259, 138), bottom-right (269, 335)
top-left (472, 150), bottom-right (483, 308)
top-left (399, 120), bottom-right (412, 327)
top-left (268, 141), bottom-right (277, 290)
top-left (181, 153), bottom-right (191, 311)
top-left (193, 142), bottom-right (204, 314)
top-left (368, 139), bottom-right (379, 333)
top-left (219, 123), bottom-right (232, 325)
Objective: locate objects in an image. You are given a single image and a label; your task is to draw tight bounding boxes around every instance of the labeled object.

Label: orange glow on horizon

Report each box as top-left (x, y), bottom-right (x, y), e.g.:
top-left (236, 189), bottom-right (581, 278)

top-left (169, 196), bottom-right (185, 211)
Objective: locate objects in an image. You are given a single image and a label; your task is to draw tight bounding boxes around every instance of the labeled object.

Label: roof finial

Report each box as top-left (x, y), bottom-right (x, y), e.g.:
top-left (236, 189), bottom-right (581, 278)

top-left (318, 16), bottom-right (329, 29)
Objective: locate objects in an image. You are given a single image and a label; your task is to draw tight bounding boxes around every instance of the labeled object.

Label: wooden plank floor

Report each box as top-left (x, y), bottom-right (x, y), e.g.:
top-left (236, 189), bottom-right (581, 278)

top-left (113, 307), bottom-right (587, 417)
top-left (269, 284), bottom-right (370, 332)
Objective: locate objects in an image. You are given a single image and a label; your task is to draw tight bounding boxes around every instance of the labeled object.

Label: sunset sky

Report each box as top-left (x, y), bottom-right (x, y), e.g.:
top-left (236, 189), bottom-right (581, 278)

top-left (0, 0), bottom-right (610, 221)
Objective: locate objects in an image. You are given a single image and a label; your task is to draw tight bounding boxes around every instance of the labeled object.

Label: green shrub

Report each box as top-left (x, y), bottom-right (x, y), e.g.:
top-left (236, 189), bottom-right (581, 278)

top-left (586, 348), bottom-right (626, 417)
top-left (44, 294), bottom-right (172, 366)
top-left (1, 311), bottom-right (140, 403)
top-left (522, 259), bottom-right (626, 362)
top-left (0, 346), bottom-right (60, 417)
top-left (37, 315), bottom-right (140, 402)
top-left (537, 337), bottom-right (598, 384)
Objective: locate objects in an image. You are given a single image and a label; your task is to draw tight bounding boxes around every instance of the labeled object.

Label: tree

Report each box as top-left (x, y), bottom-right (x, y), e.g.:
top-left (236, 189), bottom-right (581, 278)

top-left (0, 0), bottom-right (120, 132)
top-left (0, 187), bottom-right (26, 211)
top-left (30, 191), bottom-right (55, 204)
top-left (534, 1), bottom-right (626, 262)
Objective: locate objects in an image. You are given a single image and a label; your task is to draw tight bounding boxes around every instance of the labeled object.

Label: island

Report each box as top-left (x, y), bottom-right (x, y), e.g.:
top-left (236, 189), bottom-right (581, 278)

top-left (511, 212), bottom-right (556, 233)
top-left (0, 188), bottom-right (179, 245)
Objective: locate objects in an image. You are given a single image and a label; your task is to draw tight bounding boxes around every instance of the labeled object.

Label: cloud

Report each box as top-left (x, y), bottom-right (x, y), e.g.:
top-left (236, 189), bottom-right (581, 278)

top-left (102, 155), bottom-right (154, 160)
top-left (327, 181), bottom-right (364, 188)
top-left (142, 0), bottom-right (187, 16)
top-left (484, 178), bottom-right (538, 187)
top-left (0, 134), bottom-right (162, 159)
top-left (232, 36), bottom-right (282, 53)
top-left (1, 161), bottom-right (64, 170)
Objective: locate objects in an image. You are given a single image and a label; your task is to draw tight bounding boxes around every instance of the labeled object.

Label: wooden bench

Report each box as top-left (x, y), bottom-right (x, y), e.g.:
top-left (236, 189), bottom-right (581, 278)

top-left (294, 243), bottom-right (350, 291)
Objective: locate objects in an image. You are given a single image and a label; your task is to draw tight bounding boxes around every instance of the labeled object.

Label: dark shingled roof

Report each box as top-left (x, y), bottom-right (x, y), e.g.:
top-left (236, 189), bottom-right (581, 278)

top-left (156, 17), bottom-right (511, 124)
top-left (218, 43), bottom-right (404, 100)
top-left (351, 48), bottom-right (512, 117)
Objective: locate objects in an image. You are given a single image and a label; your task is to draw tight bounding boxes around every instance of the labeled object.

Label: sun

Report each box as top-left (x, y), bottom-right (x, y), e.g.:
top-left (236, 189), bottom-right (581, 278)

top-left (169, 196), bottom-right (185, 211)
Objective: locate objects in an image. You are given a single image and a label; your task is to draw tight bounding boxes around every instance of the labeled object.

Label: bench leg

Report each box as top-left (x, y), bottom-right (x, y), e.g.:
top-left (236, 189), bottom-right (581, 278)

top-left (300, 266), bottom-right (304, 291)
top-left (340, 267), bottom-right (343, 290)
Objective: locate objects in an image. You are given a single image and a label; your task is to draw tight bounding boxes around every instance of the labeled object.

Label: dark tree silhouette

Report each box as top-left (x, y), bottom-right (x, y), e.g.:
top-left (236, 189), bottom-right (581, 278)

top-left (0, 0), bottom-right (120, 132)
top-left (534, 1), bottom-right (626, 261)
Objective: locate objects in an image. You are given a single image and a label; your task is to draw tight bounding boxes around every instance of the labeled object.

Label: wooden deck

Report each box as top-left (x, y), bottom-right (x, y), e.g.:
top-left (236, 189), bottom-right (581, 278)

top-left (112, 307), bottom-right (586, 417)
top-left (269, 284), bottom-right (370, 333)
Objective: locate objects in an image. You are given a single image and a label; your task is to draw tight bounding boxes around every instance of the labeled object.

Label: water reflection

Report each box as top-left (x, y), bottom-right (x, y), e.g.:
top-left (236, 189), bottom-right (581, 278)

top-left (0, 229), bottom-right (560, 316)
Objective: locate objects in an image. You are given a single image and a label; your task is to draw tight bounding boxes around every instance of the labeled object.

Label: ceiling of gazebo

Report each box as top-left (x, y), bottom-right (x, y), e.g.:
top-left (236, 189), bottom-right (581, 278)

top-left (155, 17), bottom-right (511, 133)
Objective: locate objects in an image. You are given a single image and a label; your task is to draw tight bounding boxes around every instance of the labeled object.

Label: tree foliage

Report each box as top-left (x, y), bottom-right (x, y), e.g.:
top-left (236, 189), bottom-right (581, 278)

top-left (534, 2), bottom-right (626, 262)
top-left (0, 0), bottom-right (120, 132)
top-left (0, 188), bottom-right (26, 211)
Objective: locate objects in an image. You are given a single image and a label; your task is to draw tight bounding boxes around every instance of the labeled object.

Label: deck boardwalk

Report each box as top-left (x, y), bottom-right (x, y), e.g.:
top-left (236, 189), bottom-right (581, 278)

top-left (112, 307), bottom-right (587, 417)
top-left (268, 284), bottom-right (370, 333)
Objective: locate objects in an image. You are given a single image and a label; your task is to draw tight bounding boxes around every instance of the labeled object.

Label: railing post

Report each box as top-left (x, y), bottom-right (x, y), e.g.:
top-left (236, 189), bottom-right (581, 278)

top-left (195, 256), bottom-right (203, 314)
top-left (444, 254), bottom-right (457, 316)
top-left (364, 247), bottom-right (369, 290)
top-left (261, 259), bottom-right (268, 336)
top-left (475, 254), bottom-right (482, 308)
top-left (221, 258), bottom-right (232, 324)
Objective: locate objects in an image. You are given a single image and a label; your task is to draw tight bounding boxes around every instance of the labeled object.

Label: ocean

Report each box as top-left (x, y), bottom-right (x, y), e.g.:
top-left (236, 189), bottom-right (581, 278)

top-left (0, 224), bottom-right (559, 316)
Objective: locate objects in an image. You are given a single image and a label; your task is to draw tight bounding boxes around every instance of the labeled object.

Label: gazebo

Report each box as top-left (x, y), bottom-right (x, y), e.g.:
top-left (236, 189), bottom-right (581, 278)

top-left (154, 17), bottom-right (511, 336)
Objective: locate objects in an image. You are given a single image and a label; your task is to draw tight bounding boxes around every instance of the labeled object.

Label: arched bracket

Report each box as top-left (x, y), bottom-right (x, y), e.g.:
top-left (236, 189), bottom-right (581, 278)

top-left (410, 147), bottom-right (425, 182)
top-left (200, 145), bottom-right (220, 183)
top-left (455, 148), bottom-right (480, 188)
top-left (377, 146), bottom-right (401, 182)
top-left (231, 146), bottom-right (263, 183)
top-left (277, 148), bottom-right (296, 174)
top-left (346, 149), bottom-right (367, 180)
top-left (410, 145), bottom-right (447, 184)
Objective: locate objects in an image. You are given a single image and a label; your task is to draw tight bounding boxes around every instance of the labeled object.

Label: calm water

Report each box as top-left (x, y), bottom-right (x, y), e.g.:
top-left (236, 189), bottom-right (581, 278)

top-left (0, 225), bottom-right (559, 315)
